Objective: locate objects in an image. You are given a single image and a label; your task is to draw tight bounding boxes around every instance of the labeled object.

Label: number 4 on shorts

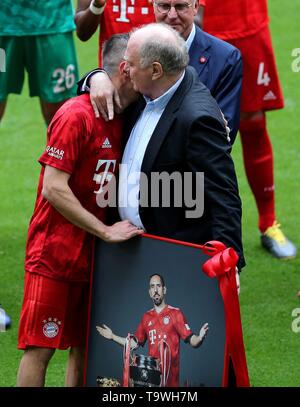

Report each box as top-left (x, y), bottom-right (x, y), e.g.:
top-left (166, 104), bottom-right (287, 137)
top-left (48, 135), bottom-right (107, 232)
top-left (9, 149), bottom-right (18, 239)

top-left (257, 62), bottom-right (271, 86)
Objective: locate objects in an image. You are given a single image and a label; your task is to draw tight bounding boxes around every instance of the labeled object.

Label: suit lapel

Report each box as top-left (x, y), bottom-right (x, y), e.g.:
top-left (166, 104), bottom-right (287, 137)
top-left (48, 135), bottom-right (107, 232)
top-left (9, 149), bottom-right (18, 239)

top-left (141, 68), bottom-right (194, 175)
top-left (188, 26), bottom-right (211, 78)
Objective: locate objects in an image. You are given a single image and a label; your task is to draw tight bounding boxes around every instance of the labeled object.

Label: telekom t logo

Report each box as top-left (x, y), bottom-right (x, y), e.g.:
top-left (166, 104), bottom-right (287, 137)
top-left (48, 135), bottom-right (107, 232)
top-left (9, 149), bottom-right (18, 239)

top-left (149, 329), bottom-right (156, 345)
top-left (112, 0), bottom-right (149, 22)
top-left (93, 159), bottom-right (116, 194)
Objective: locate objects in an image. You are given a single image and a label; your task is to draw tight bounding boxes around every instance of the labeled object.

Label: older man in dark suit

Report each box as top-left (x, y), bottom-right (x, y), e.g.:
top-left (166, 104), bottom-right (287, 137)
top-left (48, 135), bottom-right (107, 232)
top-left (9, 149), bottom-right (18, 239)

top-left (117, 23), bottom-right (244, 271)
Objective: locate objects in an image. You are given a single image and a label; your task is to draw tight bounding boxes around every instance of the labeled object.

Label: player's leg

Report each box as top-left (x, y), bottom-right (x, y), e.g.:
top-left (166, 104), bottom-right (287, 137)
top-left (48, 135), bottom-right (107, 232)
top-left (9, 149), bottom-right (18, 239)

top-left (233, 26), bottom-right (296, 259)
top-left (17, 273), bottom-right (78, 386)
top-left (25, 32), bottom-right (79, 125)
top-left (0, 36), bottom-right (25, 123)
top-left (239, 109), bottom-right (275, 233)
top-left (240, 111), bottom-right (297, 259)
top-left (234, 27), bottom-right (280, 235)
top-left (64, 282), bottom-right (89, 387)
top-left (65, 346), bottom-right (86, 386)
top-left (17, 346), bottom-right (55, 386)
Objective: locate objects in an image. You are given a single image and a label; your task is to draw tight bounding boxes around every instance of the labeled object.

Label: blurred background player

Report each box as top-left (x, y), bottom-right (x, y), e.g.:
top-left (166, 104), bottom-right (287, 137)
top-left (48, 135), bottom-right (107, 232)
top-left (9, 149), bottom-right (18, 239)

top-left (75, 0), bottom-right (206, 65)
top-left (76, 0), bottom-right (156, 66)
top-left (0, 0), bottom-right (79, 125)
top-left (200, 0), bottom-right (297, 259)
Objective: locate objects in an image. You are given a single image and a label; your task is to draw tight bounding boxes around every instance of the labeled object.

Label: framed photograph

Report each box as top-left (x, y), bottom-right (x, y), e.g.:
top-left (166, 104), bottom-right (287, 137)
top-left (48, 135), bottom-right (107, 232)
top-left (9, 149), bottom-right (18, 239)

top-left (85, 234), bottom-right (249, 387)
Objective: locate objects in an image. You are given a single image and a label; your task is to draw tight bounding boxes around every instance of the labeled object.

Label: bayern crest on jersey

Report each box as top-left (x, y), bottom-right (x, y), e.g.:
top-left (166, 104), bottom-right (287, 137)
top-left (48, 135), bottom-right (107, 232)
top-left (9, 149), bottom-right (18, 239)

top-left (163, 316), bottom-right (170, 325)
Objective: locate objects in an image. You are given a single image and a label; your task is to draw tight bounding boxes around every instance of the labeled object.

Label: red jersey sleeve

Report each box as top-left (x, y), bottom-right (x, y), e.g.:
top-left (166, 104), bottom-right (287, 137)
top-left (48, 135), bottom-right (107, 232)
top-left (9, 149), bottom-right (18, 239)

top-left (173, 309), bottom-right (193, 342)
top-left (199, 0), bottom-right (206, 5)
top-left (135, 314), bottom-right (147, 346)
top-left (39, 100), bottom-right (90, 175)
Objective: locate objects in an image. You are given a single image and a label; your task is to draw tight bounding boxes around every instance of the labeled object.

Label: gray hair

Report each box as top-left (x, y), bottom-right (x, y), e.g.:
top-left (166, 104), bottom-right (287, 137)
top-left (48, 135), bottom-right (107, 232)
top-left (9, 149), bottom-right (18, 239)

top-left (102, 33), bottom-right (129, 76)
top-left (138, 24), bottom-right (189, 75)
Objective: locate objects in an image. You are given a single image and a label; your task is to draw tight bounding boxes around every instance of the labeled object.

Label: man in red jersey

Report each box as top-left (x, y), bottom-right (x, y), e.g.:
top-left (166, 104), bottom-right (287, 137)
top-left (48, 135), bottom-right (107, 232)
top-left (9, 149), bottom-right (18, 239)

top-left (75, 0), bottom-right (206, 65)
top-left (201, 0), bottom-right (297, 259)
top-left (97, 274), bottom-right (209, 387)
top-left (75, 0), bottom-right (156, 66)
top-left (16, 33), bottom-right (143, 387)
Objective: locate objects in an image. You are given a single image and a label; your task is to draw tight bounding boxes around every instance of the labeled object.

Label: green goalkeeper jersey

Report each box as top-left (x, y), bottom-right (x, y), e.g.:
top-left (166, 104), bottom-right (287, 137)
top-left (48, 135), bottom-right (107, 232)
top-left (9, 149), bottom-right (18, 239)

top-left (0, 0), bottom-right (75, 36)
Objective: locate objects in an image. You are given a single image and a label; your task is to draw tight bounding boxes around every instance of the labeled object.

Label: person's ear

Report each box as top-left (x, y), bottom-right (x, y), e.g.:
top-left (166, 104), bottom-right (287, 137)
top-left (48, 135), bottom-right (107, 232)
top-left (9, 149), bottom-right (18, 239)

top-left (152, 62), bottom-right (163, 80)
top-left (163, 286), bottom-right (167, 294)
top-left (193, 0), bottom-right (199, 14)
top-left (119, 60), bottom-right (130, 78)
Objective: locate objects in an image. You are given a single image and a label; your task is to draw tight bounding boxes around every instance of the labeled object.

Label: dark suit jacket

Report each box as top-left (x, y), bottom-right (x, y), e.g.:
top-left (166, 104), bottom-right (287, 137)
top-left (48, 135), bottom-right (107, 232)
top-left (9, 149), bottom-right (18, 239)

top-left (124, 67), bottom-right (245, 269)
top-left (189, 26), bottom-right (242, 143)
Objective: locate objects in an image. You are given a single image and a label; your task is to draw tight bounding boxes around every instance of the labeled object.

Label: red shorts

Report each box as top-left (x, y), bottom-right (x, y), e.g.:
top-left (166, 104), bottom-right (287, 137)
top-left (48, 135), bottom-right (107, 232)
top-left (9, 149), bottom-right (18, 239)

top-left (18, 273), bottom-right (90, 350)
top-left (229, 25), bottom-right (284, 113)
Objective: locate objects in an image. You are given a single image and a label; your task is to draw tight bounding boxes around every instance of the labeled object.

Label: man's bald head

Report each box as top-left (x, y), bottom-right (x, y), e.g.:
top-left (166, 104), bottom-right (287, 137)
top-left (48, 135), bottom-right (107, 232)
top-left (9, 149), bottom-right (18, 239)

top-left (129, 23), bottom-right (189, 76)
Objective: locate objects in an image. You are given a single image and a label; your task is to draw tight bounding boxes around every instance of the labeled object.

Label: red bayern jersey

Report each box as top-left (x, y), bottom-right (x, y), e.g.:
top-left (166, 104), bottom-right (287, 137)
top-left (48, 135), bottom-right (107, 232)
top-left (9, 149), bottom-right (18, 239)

top-left (25, 94), bottom-right (122, 282)
top-left (135, 305), bottom-right (193, 387)
top-left (203, 0), bottom-right (269, 40)
top-left (98, 0), bottom-right (206, 64)
top-left (98, 0), bottom-right (155, 64)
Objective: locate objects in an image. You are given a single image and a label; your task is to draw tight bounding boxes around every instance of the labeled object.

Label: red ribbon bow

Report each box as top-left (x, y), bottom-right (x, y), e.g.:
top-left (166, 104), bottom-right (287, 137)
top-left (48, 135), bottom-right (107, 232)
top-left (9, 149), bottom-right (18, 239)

top-left (202, 240), bottom-right (239, 278)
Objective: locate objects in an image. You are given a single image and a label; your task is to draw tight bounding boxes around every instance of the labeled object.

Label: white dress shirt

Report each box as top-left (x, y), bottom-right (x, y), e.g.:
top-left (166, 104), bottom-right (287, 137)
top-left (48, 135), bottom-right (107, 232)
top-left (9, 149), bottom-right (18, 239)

top-left (185, 23), bottom-right (196, 52)
top-left (118, 73), bottom-right (185, 228)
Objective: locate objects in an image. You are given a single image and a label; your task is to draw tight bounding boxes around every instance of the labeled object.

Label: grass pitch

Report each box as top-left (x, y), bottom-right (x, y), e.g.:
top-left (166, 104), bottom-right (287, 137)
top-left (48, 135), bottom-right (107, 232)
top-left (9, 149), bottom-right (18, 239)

top-left (0, 0), bottom-right (299, 387)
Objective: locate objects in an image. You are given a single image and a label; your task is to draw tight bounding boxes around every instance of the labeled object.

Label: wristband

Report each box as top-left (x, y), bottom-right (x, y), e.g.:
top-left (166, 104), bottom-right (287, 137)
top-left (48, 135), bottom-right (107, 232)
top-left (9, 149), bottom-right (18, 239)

top-left (89, 0), bottom-right (106, 15)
